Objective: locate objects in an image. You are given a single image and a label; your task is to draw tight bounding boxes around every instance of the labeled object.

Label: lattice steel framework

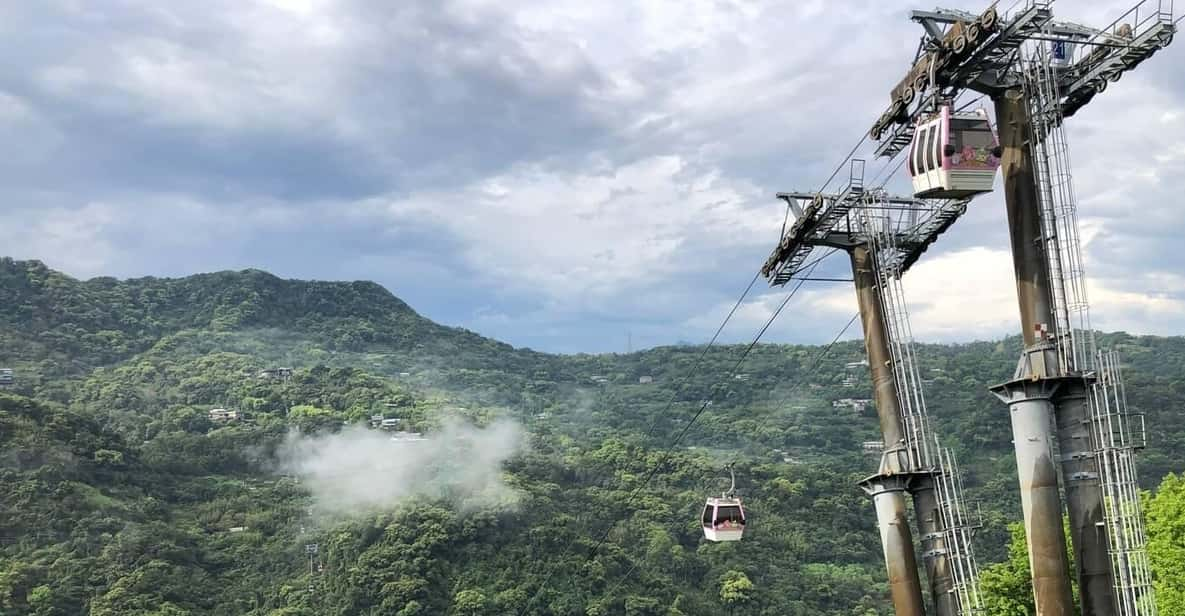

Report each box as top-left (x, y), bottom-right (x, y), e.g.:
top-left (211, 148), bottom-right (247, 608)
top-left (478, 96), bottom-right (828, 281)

top-left (762, 1), bottom-right (1177, 613)
top-left (857, 198), bottom-right (985, 614)
top-left (1021, 31), bottom-right (1158, 615)
top-left (765, 168), bottom-right (986, 615)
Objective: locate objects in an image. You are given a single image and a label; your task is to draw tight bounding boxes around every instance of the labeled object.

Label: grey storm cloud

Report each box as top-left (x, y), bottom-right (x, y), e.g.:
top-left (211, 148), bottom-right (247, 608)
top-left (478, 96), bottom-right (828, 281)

top-left (0, 0), bottom-right (1182, 352)
top-left (0, 0), bottom-right (617, 200)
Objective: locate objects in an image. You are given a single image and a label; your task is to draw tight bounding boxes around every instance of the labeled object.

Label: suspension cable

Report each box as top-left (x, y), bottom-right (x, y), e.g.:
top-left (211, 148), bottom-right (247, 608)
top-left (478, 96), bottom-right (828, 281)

top-left (514, 251), bottom-right (838, 616)
top-left (593, 310), bottom-right (861, 606)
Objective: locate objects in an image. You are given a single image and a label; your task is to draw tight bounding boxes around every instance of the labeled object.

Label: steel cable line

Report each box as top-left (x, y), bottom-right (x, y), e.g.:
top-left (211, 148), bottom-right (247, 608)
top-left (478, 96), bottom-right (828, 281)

top-left (636, 270), bottom-right (760, 438)
top-left (514, 250), bottom-right (837, 616)
top-left (592, 309), bottom-right (861, 604)
top-left (560, 23), bottom-right (1055, 612)
top-left (640, 247), bottom-right (834, 441)
top-left (515, 120), bottom-right (876, 615)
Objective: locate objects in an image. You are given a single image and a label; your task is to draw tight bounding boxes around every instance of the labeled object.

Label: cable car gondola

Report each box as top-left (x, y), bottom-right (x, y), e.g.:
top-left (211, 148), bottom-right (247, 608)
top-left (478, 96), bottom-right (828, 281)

top-left (701, 466), bottom-right (746, 542)
top-left (907, 104), bottom-right (1002, 199)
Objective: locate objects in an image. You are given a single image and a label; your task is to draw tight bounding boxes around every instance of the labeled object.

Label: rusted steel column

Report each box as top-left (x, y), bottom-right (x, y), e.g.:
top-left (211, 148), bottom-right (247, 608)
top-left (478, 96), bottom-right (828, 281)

top-left (994, 88), bottom-right (1055, 349)
top-left (995, 87), bottom-right (1104, 616)
top-left (851, 245), bottom-right (907, 457)
top-left (851, 245), bottom-right (927, 616)
top-left (1055, 379), bottom-right (1116, 615)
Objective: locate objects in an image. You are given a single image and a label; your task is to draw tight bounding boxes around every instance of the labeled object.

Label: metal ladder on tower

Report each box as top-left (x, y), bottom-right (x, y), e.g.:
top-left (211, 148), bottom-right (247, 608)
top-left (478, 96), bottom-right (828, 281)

top-left (855, 194), bottom-right (986, 615)
top-left (1022, 35), bottom-right (1157, 616)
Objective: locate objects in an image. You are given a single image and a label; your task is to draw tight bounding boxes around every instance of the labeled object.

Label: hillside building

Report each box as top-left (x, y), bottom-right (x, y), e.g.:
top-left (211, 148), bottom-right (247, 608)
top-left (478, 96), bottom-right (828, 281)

top-left (832, 398), bottom-right (872, 413)
top-left (208, 408), bottom-right (242, 423)
top-left (257, 367), bottom-right (293, 381)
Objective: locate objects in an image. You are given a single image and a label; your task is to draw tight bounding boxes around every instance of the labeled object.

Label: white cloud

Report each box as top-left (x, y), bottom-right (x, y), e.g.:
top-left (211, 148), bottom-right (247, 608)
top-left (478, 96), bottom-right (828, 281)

top-left (0, 194), bottom-right (307, 278)
top-left (902, 247), bottom-right (1018, 340)
top-left (0, 0), bottom-right (1182, 351)
top-left (678, 246), bottom-right (1185, 346)
top-left (277, 418), bottom-right (524, 516)
top-left (354, 155), bottom-right (780, 306)
top-left (2, 203), bottom-right (121, 278)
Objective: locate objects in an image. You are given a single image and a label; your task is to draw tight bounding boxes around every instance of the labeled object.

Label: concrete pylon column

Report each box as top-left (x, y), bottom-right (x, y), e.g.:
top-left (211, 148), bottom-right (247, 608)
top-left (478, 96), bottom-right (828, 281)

top-left (992, 364), bottom-right (1074, 616)
top-left (912, 477), bottom-right (958, 616)
top-left (997, 84), bottom-right (1117, 613)
top-left (862, 476), bottom-right (927, 616)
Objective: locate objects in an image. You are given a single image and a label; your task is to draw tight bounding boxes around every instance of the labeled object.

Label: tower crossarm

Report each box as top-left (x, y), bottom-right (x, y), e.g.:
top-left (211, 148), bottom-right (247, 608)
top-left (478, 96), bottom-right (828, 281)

top-left (762, 181), bottom-right (970, 287)
top-left (1055, 1), bottom-right (1177, 119)
top-left (872, 0), bottom-right (1176, 158)
top-left (871, 2), bottom-right (1055, 157)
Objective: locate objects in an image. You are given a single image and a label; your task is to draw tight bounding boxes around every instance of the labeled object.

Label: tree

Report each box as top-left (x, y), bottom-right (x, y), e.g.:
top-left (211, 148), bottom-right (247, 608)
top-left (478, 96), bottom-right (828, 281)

top-left (979, 519), bottom-right (1081, 614)
top-left (452, 589), bottom-right (488, 616)
top-left (978, 523), bottom-right (1033, 616)
top-left (27, 584), bottom-right (54, 616)
top-left (1148, 473), bottom-right (1185, 614)
top-left (624, 595), bottom-right (662, 616)
top-left (720, 570), bottom-right (754, 614)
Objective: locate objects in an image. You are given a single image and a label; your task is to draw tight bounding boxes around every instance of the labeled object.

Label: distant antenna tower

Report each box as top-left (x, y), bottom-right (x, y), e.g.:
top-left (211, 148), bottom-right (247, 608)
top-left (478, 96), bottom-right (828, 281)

top-left (305, 542), bottom-right (322, 595)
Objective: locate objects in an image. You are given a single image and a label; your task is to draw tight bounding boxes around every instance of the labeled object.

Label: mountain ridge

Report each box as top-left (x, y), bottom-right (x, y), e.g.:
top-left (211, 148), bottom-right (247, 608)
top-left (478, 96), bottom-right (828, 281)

top-left (1, 257), bottom-right (1184, 614)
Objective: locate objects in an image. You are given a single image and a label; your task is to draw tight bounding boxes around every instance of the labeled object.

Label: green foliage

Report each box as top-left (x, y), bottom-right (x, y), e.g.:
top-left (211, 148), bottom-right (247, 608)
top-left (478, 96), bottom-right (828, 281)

top-left (1147, 474), bottom-right (1185, 614)
top-left (1, 258), bottom-right (1184, 615)
top-left (978, 523), bottom-right (1035, 615)
top-left (719, 570), bottom-right (754, 606)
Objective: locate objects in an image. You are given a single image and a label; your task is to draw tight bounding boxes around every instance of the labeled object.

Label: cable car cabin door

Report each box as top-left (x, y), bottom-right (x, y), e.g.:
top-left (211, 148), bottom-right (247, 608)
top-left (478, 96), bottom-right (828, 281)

top-left (909, 112), bottom-right (944, 197)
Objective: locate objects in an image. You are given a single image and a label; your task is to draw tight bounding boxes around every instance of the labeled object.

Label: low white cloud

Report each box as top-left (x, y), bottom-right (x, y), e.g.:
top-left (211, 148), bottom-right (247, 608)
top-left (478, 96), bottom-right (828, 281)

top-left (0, 194), bottom-right (305, 278)
top-left (276, 418), bottom-right (525, 516)
top-left (0, 203), bottom-right (121, 278)
top-left (678, 246), bottom-right (1185, 346)
top-left (1089, 273), bottom-right (1185, 336)
top-left (902, 247), bottom-right (1018, 340)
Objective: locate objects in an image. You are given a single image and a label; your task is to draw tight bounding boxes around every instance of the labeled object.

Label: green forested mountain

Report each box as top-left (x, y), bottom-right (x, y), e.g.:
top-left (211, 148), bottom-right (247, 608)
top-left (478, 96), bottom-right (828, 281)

top-left (0, 257), bottom-right (1182, 615)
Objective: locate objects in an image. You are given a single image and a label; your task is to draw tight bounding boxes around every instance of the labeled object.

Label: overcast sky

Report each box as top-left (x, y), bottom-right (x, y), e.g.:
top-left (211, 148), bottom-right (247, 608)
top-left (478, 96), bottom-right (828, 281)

top-left (1, 0), bottom-right (1182, 353)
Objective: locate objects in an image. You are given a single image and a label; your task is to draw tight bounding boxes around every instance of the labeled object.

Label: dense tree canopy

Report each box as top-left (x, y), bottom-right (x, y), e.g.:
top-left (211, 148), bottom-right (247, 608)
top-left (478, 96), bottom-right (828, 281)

top-left (0, 258), bottom-right (1182, 614)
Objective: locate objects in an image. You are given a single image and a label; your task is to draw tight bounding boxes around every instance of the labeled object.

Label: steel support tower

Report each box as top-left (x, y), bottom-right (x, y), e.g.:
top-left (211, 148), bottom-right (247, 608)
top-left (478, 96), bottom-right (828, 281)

top-left (861, 1), bottom-right (1176, 614)
top-left (763, 168), bottom-right (984, 616)
top-left (762, 1), bottom-right (1175, 613)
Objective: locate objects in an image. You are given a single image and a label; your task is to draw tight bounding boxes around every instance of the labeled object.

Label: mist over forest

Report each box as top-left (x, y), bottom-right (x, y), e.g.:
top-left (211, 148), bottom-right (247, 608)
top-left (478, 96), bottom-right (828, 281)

top-left (1, 258), bottom-right (1183, 614)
